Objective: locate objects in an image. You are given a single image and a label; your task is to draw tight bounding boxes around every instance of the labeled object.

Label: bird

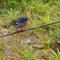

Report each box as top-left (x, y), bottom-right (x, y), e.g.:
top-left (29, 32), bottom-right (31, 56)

top-left (8, 16), bottom-right (30, 31)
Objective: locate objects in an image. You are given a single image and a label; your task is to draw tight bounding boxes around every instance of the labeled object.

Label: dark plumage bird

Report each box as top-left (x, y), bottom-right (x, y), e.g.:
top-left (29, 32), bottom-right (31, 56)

top-left (8, 16), bottom-right (30, 31)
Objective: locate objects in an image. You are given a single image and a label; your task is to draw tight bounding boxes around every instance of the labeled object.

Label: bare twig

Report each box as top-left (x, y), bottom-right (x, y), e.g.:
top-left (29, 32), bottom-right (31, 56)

top-left (0, 20), bottom-right (60, 38)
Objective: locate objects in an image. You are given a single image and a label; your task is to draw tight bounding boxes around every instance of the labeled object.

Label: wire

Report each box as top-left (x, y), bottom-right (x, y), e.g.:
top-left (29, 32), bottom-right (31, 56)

top-left (0, 20), bottom-right (60, 38)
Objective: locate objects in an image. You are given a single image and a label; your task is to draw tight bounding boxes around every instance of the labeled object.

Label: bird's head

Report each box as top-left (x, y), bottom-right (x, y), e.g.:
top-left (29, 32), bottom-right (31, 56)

top-left (21, 16), bottom-right (30, 21)
top-left (18, 16), bottom-right (30, 23)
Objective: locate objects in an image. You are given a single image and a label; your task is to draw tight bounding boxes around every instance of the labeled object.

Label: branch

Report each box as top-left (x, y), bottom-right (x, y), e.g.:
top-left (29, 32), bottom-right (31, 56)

top-left (0, 20), bottom-right (60, 38)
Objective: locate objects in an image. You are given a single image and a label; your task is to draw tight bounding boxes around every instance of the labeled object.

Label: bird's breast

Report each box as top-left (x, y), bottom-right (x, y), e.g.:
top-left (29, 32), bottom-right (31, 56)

top-left (14, 20), bottom-right (27, 31)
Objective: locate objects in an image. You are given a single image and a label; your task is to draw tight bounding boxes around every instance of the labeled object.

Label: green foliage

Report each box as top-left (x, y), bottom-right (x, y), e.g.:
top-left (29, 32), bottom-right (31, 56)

top-left (0, 40), bottom-right (3, 60)
top-left (19, 45), bottom-right (40, 60)
top-left (6, 0), bottom-right (18, 8)
top-left (51, 49), bottom-right (60, 60)
top-left (53, 30), bottom-right (60, 38)
top-left (41, 16), bottom-right (52, 24)
top-left (6, 8), bottom-right (20, 21)
top-left (0, 0), bottom-right (60, 60)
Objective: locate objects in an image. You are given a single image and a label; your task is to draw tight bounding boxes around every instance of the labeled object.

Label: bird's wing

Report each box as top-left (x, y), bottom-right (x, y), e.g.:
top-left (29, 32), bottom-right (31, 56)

top-left (13, 23), bottom-right (24, 28)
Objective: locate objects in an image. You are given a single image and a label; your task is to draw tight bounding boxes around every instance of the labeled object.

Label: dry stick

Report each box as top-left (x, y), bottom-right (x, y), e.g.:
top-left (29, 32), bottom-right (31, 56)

top-left (0, 20), bottom-right (60, 38)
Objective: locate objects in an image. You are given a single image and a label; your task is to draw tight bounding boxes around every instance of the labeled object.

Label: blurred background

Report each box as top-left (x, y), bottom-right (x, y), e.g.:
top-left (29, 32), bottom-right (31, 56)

top-left (0, 0), bottom-right (60, 60)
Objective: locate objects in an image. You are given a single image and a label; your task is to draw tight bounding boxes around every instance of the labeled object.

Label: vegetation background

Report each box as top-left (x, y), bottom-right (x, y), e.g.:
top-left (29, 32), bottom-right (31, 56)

top-left (0, 0), bottom-right (60, 60)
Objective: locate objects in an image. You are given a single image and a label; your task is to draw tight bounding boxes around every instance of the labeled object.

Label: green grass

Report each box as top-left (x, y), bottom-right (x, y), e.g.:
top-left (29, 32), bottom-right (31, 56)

top-left (0, 0), bottom-right (60, 60)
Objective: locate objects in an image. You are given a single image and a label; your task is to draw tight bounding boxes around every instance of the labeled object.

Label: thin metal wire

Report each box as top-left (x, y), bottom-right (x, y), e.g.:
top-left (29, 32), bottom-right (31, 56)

top-left (0, 20), bottom-right (60, 38)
